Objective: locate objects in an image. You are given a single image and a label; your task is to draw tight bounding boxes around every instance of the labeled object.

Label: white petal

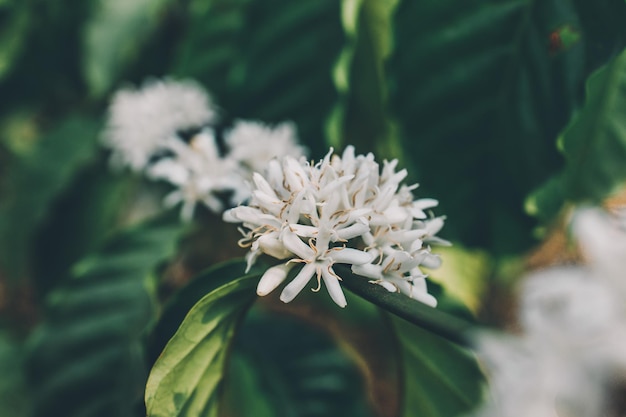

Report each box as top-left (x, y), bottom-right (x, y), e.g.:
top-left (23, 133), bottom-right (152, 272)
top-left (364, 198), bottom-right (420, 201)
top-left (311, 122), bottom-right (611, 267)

top-left (252, 190), bottom-right (281, 214)
top-left (320, 174), bottom-right (354, 199)
top-left (408, 239), bottom-right (424, 253)
top-left (229, 206), bottom-right (280, 228)
top-left (284, 157), bottom-right (307, 192)
top-left (384, 206), bottom-right (410, 224)
top-left (336, 221), bottom-right (370, 241)
top-left (321, 266), bottom-right (347, 308)
top-left (410, 276), bottom-right (428, 292)
top-left (280, 263), bottom-right (316, 303)
top-left (258, 234), bottom-right (291, 259)
top-left (147, 159), bottom-right (189, 185)
top-left (252, 172), bottom-right (279, 200)
top-left (329, 248), bottom-right (372, 265)
top-left (390, 278), bottom-right (437, 307)
top-left (373, 280), bottom-right (398, 293)
top-left (315, 228), bottom-right (332, 254)
top-left (289, 224), bottom-right (318, 238)
top-left (245, 250), bottom-right (260, 273)
top-left (287, 190), bottom-right (307, 224)
top-left (163, 190), bottom-right (183, 208)
top-left (281, 229), bottom-right (315, 260)
top-left (382, 250), bottom-right (413, 269)
top-left (369, 207), bottom-right (409, 226)
top-left (426, 217), bottom-right (445, 235)
top-left (425, 236), bottom-right (452, 247)
top-left (257, 263), bottom-right (294, 296)
top-left (223, 207), bottom-right (243, 223)
top-left (352, 263), bottom-right (383, 280)
top-left (421, 253), bottom-right (442, 269)
top-left (411, 290), bottom-right (437, 307)
top-left (180, 199), bottom-right (196, 221)
top-left (266, 159), bottom-right (284, 188)
top-left (200, 194), bottom-right (223, 214)
top-left (413, 198), bottom-right (438, 210)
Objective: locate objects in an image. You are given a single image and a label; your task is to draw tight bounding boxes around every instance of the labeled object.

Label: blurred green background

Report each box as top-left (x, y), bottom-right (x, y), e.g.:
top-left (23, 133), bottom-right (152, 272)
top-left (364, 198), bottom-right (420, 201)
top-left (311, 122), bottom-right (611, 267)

top-left (2, 0), bottom-right (626, 416)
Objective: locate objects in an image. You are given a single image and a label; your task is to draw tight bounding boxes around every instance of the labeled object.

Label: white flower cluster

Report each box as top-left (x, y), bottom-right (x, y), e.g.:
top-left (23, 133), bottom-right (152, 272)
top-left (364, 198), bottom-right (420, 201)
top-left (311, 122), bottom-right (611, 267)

top-left (223, 146), bottom-right (449, 308)
top-left (103, 78), bottom-right (216, 171)
top-left (101, 78), bottom-right (306, 220)
top-left (476, 208), bottom-right (626, 417)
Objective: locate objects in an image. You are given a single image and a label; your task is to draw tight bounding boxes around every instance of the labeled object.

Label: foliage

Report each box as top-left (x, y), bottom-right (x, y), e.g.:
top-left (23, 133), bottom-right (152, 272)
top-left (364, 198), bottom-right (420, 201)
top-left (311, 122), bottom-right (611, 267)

top-left (0, 332), bottom-right (30, 417)
top-left (26, 215), bottom-right (181, 417)
top-left (528, 47), bottom-right (626, 219)
top-left (0, 1), bottom-right (625, 416)
top-left (0, 116), bottom-right (101, 282)
top-left (388, 0), bottom-right (626, 254)
top-left (145, 274), bottom-right (258, 417)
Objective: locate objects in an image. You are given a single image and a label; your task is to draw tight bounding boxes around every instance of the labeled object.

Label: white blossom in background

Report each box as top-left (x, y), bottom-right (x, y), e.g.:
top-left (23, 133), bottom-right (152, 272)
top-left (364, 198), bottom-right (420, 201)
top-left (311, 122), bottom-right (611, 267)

top-left (102, 78), bottom-right (307, 220)
top-left (223, 146), bottom-right (448, 308)
top-left (146, 129), bottom-right (248, 221)
top-left (225, 120), bottom-right (306, 174)
top-left (475, 208), bottom-right (626, 417)
top-left (102, 78), bottom-right (216, 171)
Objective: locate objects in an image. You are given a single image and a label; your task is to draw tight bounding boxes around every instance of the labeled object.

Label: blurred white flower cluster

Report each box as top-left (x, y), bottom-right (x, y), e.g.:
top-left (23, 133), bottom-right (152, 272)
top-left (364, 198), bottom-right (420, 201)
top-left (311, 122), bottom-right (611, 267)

top-left (223, 146), bottom-right (449, 308)
top-left (476, 207), bottom-right (626, 417)
top-left (102, 78), bottom-right (306, 220)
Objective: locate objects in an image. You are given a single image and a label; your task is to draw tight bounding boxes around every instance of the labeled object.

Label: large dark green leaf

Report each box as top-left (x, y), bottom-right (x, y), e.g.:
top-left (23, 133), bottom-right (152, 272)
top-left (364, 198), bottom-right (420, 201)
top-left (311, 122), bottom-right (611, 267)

top-left (222, 352), bottom-right (275, 417)
top-left (0, 1), bottom-right (92, 106)
top-left (26, 214), bottom-right (181, 417)
top-left (0, 331), bottom-right (30, 417)
top-left (528, 48), bottom-right (626, 219)
top-left (230, 0), bottom-right (345, 158)
top-left (171, 0), bottom-right (345, 157)
top-left (147, 258), bottom-right (252, 364)
top-left (83, 0), bottom-right (175, 97)
top-left (145, 274), bottom-right (259, 417)
top-left (329, 0), bottom-right (400, 159)
top-left (32, 160), bottom-right (134, 296)
top-left (172, 0), bottom-right (249, 105)
top-left (224, 308), bottom-right (375, 417)
top-left (388, 0), bottom-right (626, 254)
top-left (0, 116), bottom-right (100, 281)
top-left (393, 318), bottom-right (484, 417)
top-left (0, 0), bottom-right (31, 81)
top-left (338, 265), bottom-right (484, 416)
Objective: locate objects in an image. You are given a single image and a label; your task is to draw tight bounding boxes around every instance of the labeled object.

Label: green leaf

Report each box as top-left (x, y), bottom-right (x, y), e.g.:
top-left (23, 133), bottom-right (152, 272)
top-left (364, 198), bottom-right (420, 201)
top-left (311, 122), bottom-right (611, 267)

top-left (26, 214), bottom-right (181, 417)
top-left (83, 0), bottom-right (174, 97)
top-left (0, 1), bottom-right (31, 81)
top-left (338, 266), bottom-right (484, 416)
top-left (393, 317), bottom-right (484, 417)
top-left (229, 0), bottom-right (345, 158)
top-left (329, 0), bottom-right (400, 159)
top-left (337, 265), bottom-right (475, 347)
top-left (31, 162), bottom-right (134, 296)
top-left (0, 115), bottom-right (100, 281)
top-left (0, 332), bottom-right (30, 417)
top-left (223, 352), bottom-right (275, 417)
top-left (145, 273), bottom-right (259, 417)
top-left (529, 48), bottom-right (626, 219)
top-left (225, 308), bottom-right (375, 417)
top-left (388, 0), bottom-right (626, 254)
top-left (147, 258), bottom-right (252, 364)
top-left (172, 0), bottom-right (249, 104)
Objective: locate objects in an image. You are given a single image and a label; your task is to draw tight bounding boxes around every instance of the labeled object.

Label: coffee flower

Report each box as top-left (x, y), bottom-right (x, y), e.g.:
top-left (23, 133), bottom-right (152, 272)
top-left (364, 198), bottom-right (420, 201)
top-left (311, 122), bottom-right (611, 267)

top-left (225, 120), bottom-right (305, 174)
top-left (146, 129), bottom-right (248, 220)
top-left (102, 78), bottom-right (216, 171)
top-left (102, 78), bottom-right (306, 219)
top-left (223, 146), bottom-right (448, 307)
top-left (475, 208), bottom-right (626, 417)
